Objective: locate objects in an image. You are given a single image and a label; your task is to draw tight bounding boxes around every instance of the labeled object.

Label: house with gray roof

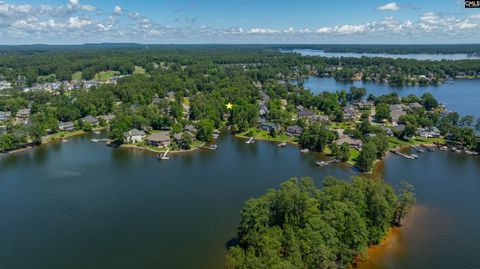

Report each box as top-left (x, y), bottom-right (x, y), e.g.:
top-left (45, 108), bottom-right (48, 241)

top-left (124, 129), bottom-right (146, 143)
top-left (146, 131), bottom-right (171, 147)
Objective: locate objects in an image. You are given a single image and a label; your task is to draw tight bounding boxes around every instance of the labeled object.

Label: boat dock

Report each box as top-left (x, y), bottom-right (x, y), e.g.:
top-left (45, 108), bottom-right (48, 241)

top-left (91, 138), bottom-right (110, 143)
top-left (157, 149), bottom-right (170, 160)
top-left (277, 141), bottom-right (288, 147)
top-left (390, 150), bottom-right (417, 160)
top-left (246, 137), bottom-right (255, 144)
top-left (316, 159), bottom-right (339, 166)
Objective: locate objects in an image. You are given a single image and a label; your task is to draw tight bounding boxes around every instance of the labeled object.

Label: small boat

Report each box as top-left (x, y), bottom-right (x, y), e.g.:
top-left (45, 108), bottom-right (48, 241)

top-left (411, 154), bottom-right (419, 159)
top-left (465, 150), bottom-right (478, 155)
top-left (91, 139), bottom-right (98, 142)
top-left (208, 144), bottom-right (218, 150)
top-left (300, 148), bottom-right (309, 153)
top-left (316, 161), bottom-right (327, 166)
top-left (61, 138), bottom-right (69, 143)
top-left (440, 146), bottom-right (448, 151)
top-left (212, 134), bottom-right (219, 139)
top-left (93, 131), bottom-right (100, 134)
top-left (412, 146), bottom-right (425, 153)
top-left (427, 147), bottom-right (434, 152)
top-left (449, 81), bottom-right (454, 84)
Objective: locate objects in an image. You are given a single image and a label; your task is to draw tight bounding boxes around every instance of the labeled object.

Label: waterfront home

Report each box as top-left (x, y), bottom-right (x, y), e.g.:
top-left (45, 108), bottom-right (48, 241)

top-left (0, 111), bottom-right (12, 121)
top-left (417, 127), bottom-right (440, 138)
top-left (58, 121), bottom-right (75, 131)
top-left (286, 125), bottom-right (303, 136)
top-left (146, 132), bottom-right (171, 147)
top-left (98, 114), bottom-right (115, 123)
top-left (335, 135), bottom-right (363, 149)
top-left (408, 102), bottom-right (423, 110)
top-left (184, 124), bottom-right (197, 133)
top-left (389, 104), bottom-right (407, 125)
top-left (173, 131), bottom-right (194, 143)
top-left (260, 122), bottom-right (281, 133)
top-left (81, 115), bottom-right (99, 126)
top-left (124, 129), bottom-right (146, 143)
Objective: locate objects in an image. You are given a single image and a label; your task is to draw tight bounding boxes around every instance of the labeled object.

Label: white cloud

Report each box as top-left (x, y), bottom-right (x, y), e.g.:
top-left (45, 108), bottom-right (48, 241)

top-left (377, 2), bottom-right (400, 11)
top-left (457, 20), bottom-right (476, 29)
top-left (468, 13), bottom-right (480, 19)
top-left (69, 0), bottom-right (79, 6)
top-left (0, 0), bottom-right (478, 44)
top-left (113, 5), bottom-right (123, 15)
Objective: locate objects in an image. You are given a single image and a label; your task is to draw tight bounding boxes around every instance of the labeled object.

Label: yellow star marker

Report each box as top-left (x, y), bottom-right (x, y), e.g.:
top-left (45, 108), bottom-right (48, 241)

top-left (226, 102), bottom-right (233, 109)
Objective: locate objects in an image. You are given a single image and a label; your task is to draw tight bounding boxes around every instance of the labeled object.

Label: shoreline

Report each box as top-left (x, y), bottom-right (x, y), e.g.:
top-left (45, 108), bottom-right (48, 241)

top-left (120, 142), bottom-right (206, 154)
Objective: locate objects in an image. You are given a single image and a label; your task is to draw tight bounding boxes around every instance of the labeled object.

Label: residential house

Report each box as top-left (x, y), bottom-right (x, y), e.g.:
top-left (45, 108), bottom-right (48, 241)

top-left (408, 102), bottom-right (423, 110)
top-left (298, 109), bottom-right (315, 118)
top-left (16, 108), bottom-right (30, 123)
top-left (98, 114), bottom-right (115, 123)
top-left (0, 111), bottom-right (12, 121)
top-left (335, 135), bottom-right (363, 149)
top-left (260, 122), bottom-right (280, 133)
top-left (259, 105), bottom-right (269, 117)
top-left (381, 126), bottom-right (394, 137)
top-left (343, 106), bottom-right (361, 121)
top-left (184, 124), bottom-right (197, 133)
top-left (311, 115), bottom-right (330, 124)
top-left (124, 129), bottom-right (146, 143)
top-left (81, 115), bottom-right (99, 126)
top-left (417, 127), bottom-right (440, 138)
top-left (58, 121), bottom-right (75, 131)
top-left (286, 125), bottom-right (303, 136)
top-left (146, 132), bottom-right (171, 147)
top-left (389, 104), bottom-right (407, 125)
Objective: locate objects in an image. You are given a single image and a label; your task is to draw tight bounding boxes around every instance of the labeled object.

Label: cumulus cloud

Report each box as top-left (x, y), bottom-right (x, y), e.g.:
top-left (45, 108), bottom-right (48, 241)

top-left (377, 2), bottom-right (400, 11)
top-left (113, 5), bottom-right (123, 15)
top-left (0, 0), bottom-right (478, 44)
top-left (468, 13), bottom-right (480, 19)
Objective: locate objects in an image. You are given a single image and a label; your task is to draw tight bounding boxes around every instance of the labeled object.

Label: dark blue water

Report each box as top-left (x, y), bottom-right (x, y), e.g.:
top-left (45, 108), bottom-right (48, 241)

top-left (301, 77), bottom-right (480, 117)
top-left (283, 49), bottom-right (480, 61)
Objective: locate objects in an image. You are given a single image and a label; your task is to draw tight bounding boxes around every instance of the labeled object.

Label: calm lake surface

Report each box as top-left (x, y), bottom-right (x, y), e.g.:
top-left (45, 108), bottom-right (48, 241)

top-left (301, 77), bottom-right (480, 117)
top-left (283, 49), bottom-right (480, 61)
top-left (1, 133), bottom-right (480, 268)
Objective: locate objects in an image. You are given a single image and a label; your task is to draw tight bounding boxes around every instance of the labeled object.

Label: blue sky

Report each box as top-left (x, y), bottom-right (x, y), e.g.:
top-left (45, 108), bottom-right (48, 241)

top-left (1, 0), bottom-right (480, 44)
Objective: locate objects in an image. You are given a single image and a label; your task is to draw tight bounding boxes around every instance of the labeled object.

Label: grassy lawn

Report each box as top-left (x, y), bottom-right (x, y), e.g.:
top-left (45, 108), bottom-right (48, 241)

top-left (71, 71), bottom-right (82, 81)
top-left (133, 66), bottom-right (146, 75)
top-left (387, 136), bottom-right (445, 150)
top-left (37, 74), bottom-right (56, 83)
top-left (94, 71), bottom-right (120, 81)
top-left (49, 130), bottom-right (85, 141)
top-left (236, 128), bottom-right (295, 143)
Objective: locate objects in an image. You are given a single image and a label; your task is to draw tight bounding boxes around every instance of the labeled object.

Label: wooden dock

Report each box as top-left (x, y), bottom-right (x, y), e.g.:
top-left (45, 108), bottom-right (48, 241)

top-left (390, 150), bottom-right (417, 160)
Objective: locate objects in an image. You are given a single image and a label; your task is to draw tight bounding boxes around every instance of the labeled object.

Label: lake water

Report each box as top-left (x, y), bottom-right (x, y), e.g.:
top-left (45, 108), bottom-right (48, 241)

top-left (300, 77), bottom-right (480, 117)
top-left (1, 134), bottom-right (480, 268)
top-left (282, 49), bottom-right (480, 61)
top-left (0, 133), bottom-right (354, 269)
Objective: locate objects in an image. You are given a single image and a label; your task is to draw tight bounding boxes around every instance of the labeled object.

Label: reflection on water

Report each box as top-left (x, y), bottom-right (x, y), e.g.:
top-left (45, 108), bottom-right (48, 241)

top-left (283, 49), bottom-right (480, 61)
top-left (0, 133), bottom-right (479, 268)
top-left (300, 77), bottom-right (480, 117)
